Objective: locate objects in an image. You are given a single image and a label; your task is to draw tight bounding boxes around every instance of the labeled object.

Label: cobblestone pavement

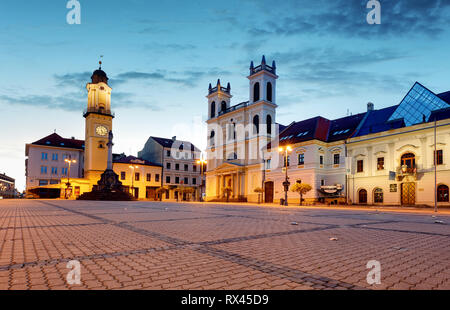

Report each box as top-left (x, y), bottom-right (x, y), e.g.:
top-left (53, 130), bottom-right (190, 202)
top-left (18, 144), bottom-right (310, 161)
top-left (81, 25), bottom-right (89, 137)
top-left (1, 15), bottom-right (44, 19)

top-left (0, 199), bottom-right (448, 290)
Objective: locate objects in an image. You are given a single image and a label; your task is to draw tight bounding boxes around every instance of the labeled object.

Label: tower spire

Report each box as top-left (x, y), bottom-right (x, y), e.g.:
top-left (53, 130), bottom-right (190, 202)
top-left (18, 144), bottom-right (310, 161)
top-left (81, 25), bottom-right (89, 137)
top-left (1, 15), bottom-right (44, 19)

top-left (99, 55), bottom-right (103, 69)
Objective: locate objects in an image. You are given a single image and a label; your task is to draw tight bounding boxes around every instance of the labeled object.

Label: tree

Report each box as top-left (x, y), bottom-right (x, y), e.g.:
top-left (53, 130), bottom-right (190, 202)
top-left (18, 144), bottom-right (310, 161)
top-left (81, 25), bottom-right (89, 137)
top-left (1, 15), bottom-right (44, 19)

top-left (223, 186), bottom-right (233, 202)
top-left (254, 187), bottom-right (264, 204)
top-left (156, 187), bottom-right (168, 201)
top-left (291, 183), bottom-right (312, 206)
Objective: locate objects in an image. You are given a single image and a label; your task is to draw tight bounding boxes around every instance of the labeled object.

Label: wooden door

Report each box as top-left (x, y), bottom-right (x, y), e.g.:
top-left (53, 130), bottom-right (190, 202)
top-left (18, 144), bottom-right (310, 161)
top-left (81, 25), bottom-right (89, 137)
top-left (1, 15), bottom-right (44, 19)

top-left (401, 182), bottom-right (415, 205)
top-left (264, 181), bottom-right (274, 203)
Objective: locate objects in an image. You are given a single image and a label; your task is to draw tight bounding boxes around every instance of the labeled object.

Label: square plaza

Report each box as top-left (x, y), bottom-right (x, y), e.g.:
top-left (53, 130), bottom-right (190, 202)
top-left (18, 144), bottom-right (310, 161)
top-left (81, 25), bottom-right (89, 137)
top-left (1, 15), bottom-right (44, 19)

top-left (0, 200), bottom-right (448, 290)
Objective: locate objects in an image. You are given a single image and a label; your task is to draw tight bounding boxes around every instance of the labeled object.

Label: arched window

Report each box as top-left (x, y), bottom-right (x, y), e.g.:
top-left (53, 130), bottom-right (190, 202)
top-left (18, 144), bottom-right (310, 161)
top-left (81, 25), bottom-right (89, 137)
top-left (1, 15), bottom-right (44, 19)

top-left (437, 185), bottom-right (449, 202)
top-left (359, 189), bottom-right (367, 204)
top-left (374, 188), bottom-right (383, 203)
top-left (253, 115), bottom-right (259, 135)
top-left (266, 114), bottom-right (272, 135)
top-left (267, 82), bottom-right (272, 102)
top-left (221, 101), bottom-right (227, 112)
top-left (210, 101), bottom-right (215, 118)
top-left (253, 82), bottom-right (260, 102)
top-left (401, 153), bottom-right (415, 172)
top-left (209, 130), bottom-right (215, 146)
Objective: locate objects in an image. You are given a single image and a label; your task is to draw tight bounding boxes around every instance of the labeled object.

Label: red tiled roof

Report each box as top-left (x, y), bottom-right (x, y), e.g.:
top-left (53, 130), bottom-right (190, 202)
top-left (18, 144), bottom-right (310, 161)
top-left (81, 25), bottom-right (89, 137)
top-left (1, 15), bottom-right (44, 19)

top-left (31, 133), bottom-right (85, 150)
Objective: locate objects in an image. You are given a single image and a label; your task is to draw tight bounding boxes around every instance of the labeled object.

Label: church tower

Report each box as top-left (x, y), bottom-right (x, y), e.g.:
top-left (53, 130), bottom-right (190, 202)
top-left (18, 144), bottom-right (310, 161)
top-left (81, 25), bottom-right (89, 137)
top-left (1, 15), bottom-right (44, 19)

top-left (83, 62), bottom-right (113, 182)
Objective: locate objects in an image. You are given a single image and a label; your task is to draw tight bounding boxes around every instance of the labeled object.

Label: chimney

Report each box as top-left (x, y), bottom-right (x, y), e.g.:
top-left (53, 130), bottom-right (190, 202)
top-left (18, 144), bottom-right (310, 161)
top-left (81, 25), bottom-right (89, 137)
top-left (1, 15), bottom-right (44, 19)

top-left (172, 136), bottom-right (176, 141)
top-left (71, 136), bottom-right (75, 140)
top-left (367, 102), bottom-right (374, 111)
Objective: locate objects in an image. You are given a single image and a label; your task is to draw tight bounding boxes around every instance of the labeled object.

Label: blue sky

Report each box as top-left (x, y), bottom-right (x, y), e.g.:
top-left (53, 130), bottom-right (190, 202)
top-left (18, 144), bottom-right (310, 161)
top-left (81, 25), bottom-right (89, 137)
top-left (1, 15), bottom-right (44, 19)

top-left (1, 0), bottom-right (450, 191)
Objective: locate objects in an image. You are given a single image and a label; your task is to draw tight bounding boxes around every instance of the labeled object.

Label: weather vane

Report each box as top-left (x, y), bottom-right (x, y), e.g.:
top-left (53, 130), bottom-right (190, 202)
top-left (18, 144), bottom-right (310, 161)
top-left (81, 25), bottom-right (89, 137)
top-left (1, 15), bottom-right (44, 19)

top-left (99, 55), bottom-right (103, 69)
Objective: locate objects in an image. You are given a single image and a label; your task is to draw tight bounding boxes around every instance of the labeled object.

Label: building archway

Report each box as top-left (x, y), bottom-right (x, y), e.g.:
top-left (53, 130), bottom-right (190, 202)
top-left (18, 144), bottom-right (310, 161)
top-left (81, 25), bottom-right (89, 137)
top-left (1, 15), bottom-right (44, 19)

top-left (358, 188), bottom-right (367, 204)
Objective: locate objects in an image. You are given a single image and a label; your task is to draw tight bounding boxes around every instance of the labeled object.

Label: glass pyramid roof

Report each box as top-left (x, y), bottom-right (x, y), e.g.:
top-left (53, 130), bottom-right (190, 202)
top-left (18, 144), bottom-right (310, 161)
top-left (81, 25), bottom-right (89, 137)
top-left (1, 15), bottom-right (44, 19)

top-left (388, 82), bottom-right (449, 126)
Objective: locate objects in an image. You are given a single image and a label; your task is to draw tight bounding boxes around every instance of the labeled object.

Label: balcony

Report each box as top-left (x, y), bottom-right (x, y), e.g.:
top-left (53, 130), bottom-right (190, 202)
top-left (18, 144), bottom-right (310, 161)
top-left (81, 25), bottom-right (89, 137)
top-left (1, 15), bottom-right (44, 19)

top-left (83, 108), bottom-right (115, 118)
top-left (218, 101), bottom-right (250, 117)
top-left (396, 164), bottom-right (417, 181)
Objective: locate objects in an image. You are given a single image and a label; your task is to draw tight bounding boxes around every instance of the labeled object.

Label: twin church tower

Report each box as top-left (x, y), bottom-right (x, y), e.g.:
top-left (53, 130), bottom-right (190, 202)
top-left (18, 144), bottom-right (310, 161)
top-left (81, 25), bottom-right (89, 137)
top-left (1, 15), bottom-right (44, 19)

top-left (204, 56), bottom-right (279, 202)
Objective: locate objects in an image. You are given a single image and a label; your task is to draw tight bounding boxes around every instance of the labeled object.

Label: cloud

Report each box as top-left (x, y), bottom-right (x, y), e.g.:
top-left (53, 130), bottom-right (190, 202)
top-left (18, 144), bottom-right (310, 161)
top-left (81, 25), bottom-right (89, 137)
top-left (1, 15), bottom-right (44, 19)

top-left (245, 0), bottom-right (450, 39)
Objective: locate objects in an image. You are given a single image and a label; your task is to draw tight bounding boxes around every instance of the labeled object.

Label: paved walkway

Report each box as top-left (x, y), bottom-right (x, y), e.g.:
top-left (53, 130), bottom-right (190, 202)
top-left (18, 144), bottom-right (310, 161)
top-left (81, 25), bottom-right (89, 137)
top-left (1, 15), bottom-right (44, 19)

top-left (0, 199), bottom-right (448, 290)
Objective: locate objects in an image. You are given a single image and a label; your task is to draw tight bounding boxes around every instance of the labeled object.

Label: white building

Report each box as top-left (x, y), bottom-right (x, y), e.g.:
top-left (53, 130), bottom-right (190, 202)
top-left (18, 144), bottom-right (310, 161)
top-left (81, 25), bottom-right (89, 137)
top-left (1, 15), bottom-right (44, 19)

top-left (138, 136), bottom-right (202, 201)
top-left (346, 82), bottom-right (450, 207)
top-left (205, 56), bottom-right (281, 202)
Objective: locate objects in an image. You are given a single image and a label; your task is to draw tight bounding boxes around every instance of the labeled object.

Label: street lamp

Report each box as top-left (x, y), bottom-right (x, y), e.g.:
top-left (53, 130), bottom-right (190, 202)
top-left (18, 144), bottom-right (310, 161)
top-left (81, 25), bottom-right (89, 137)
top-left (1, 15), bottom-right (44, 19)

top-left (196, 156), bottom-right (207, 202)
top-left (64, 156), bottom-right (76, 199)
top-left (129, 165), bottom-right (139, 198)
top-left (279, 145), bottom-right (292, 206)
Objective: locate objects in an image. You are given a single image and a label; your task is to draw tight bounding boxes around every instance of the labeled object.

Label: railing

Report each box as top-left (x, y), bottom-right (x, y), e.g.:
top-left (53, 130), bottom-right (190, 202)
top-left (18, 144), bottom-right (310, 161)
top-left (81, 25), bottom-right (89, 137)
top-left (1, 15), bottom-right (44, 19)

top-left (396, 165), bottom-right (417, 176)
top-left (250, 64), bottom-right (276, 75)
top-left (218, 101), bottom-right (250, 116)
top-left (83, 108), bottom-right (115, 117)
top-left (209, 86), bottom-right (230, 95)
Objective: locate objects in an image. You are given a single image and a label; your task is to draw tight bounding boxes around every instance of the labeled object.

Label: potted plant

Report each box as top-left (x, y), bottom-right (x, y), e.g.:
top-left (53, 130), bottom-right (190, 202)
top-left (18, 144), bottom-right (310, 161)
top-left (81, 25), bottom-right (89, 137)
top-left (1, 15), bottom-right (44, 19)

top-left (291, 183), bottom-right (312, 206)
top-left (254, 187), bottom-right (263, 204)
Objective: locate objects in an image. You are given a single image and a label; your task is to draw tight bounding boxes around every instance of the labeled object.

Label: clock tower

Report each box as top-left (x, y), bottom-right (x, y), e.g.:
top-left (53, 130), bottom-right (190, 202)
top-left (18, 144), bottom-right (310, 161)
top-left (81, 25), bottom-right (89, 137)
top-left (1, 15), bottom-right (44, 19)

top-left (83, 62), bottom-right (114, 182)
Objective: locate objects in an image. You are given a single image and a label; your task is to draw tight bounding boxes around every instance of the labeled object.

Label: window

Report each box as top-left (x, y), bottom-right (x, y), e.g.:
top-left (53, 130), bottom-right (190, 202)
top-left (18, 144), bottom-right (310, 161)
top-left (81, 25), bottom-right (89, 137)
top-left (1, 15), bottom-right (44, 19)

top-left (175, 163), bottom-right (180, 171)
top-left (253, 115), bottom-right (259, 134)
top-left (50, 180), bottom-right (59, 185)
top-left (357, 160), bottom-right (364, 173)
top-left (175, 177), bottom-right (180, 184)
top-left (359, 189), bottom-right (367, 203)
top-left (39, 180), bottom-right (48, 186)
top-left (121, 171), bottom-right (126, 180)
top-left (193, 165), bottom-right (197, 172)
top-left (437, 185), bottom-right (449, 202)
top-left (41, 152), bottom-right (48, 160)
top-left (374, 188), bottom-right (383, 203)
top-left (184, 177), bottom-right (189, 185)
top-left (377, 157), bottom-right (385, 170)
top-left (166, 162), bottom-right (171, 169)
top-left (146, 173), bottom-right (151, 182)
top-left (321, 179), bottom-right (325, 186)
top-left (210, 101), bottom-right (215, 118)
top-left (209, 131), bottom-right (215, 147)
top-left (192, 178), bottom-right (197, 185)
top-left (62, 168), bottom-right (68, 175)
top-left (284, 155), bottom-right (290, 167)
top-left (52, 153), bottom-right (58, 161)
top-left (267, 82), bottom-right (272, 102)
top-left (221, 101), bottom-right (227, 112)
top-left (266, 159), bottom-right (271, 170)
top-left (135, 173), bottom-right (140, 181)
top-left (266, 115), bottom-right (272, 135)
top-left (401, 153), bottom-right (415, 169)
top-left (166, 150), bottom-right (171, 157)
top-left (41, 166), bottom-right (47, 174)
top-left (184, 164), bottom-right (188, 171)
top-left (253, 82), bottom-right (260, 102)
top-left (319, 155), bottom-right (324, 165)
top-left (166, 176), bottom-right (171, 184)
top-left (434, 150), bottom-right (443, 165)
top-left (298, 154), bottom-right (305, 165)
top-left (51, 167), bottom-right (58, 175)
top-left (155, 174), bottom-right (160, 182)
top-left (334, 154), bottom-right (340, 165)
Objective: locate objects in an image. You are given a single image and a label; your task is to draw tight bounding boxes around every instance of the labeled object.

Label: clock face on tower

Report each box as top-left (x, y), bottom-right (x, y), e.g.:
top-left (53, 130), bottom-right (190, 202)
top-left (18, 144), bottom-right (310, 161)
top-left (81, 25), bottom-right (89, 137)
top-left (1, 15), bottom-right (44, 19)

top-left (96, 125), bottom-right (108, 136)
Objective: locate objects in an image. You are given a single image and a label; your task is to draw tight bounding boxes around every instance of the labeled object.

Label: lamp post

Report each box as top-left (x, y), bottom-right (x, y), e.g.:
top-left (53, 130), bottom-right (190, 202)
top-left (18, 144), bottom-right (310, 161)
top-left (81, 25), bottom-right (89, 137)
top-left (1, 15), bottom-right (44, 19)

top-left (196, 156), bottom-right (207, 202)
top-left (279, 145), bottom-right (292, 206)
top-left (64, 156), bottom-right (76, 199)
top-left (129, 165), bottom-right (138, 198)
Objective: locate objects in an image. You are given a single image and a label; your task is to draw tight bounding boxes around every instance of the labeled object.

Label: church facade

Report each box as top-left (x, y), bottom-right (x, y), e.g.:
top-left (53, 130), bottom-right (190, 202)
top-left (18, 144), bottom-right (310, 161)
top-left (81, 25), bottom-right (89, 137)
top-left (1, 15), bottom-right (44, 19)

top-left (205, 56), bottom-right (281, 202)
